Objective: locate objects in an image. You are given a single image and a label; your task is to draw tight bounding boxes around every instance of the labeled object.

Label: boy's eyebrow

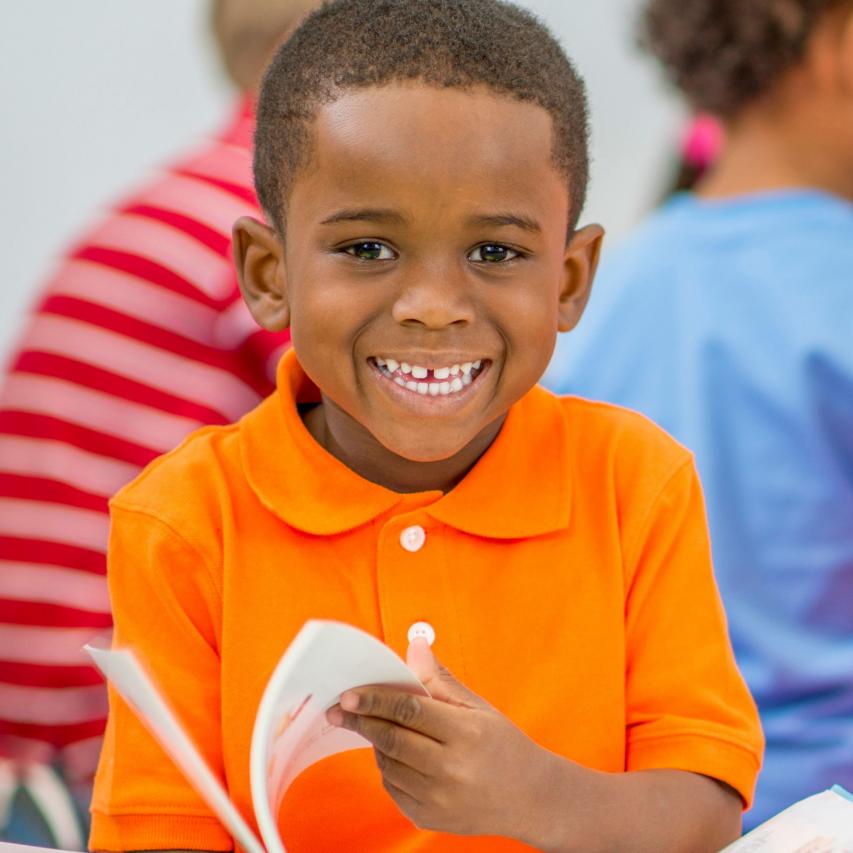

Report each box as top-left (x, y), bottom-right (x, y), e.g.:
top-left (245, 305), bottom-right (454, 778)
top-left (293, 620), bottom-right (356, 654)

top-left (318, 209), bottom-right (542, 234)
top-left (319, 208), bottom-right (407, 226)
top-left (468, 212), bottom-right (542, 234)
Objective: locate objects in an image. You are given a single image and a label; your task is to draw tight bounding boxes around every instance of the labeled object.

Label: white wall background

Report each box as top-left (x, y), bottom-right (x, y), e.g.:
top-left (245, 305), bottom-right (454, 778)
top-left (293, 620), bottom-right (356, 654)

top-left (0, 0), bottom-right (683, 361)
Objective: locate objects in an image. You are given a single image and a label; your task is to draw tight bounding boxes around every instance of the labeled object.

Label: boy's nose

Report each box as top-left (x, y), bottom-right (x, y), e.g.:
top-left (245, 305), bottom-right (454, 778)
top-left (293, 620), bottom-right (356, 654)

top-left (391, 267), bottom-right (475, 329)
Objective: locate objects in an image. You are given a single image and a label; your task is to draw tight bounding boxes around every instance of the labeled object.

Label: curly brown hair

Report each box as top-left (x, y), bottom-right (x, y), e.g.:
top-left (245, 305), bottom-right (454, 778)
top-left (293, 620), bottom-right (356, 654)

top-left (640, 0), bottom-right (845, 117)
top-left (254, 0), bottom-right (589, 235)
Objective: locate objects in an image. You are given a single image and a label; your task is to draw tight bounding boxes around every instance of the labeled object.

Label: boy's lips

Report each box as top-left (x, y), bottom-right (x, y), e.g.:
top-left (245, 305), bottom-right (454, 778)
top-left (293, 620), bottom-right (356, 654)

top-left (367, 356), bottom-right (490, 405)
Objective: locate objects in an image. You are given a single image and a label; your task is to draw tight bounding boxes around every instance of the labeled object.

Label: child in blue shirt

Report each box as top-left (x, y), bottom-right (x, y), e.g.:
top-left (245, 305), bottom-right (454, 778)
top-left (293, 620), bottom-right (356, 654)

top-left (545, 0), bottom-right (853, 828)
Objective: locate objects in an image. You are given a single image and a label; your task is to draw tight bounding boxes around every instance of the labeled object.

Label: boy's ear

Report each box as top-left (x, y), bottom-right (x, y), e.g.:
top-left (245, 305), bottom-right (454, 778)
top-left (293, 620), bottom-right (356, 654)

top-left (557, 223), bottom-right (604, 333)
top-left (232, 216), bottom-right (290, 331)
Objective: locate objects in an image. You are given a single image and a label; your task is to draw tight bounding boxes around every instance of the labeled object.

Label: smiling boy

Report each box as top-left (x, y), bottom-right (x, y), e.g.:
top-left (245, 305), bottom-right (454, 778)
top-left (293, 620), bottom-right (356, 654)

top-left (89, 1), bottom-right (763, 851)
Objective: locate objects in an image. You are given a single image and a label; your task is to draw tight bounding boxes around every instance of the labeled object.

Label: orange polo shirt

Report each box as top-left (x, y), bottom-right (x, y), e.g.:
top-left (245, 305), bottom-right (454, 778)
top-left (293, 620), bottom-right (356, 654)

top-left (90, 349), bottom-right (762, 852)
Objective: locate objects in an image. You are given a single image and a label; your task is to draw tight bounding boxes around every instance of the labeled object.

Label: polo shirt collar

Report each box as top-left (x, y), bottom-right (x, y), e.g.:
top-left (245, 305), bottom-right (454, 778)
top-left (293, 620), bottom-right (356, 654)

top-left (241, 349), bottom-right (571, 539)
top-left (425, 385), bottom-right (572, 538)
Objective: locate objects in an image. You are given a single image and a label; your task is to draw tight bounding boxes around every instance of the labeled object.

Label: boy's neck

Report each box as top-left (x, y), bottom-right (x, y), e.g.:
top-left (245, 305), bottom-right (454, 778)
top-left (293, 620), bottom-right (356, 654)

top-left (302, 400), bottom-right (505, 495)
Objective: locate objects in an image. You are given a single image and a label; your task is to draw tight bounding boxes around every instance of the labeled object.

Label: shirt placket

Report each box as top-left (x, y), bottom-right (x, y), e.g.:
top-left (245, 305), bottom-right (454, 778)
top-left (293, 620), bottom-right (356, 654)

top-left (374, 499), bottom-right (463, 673)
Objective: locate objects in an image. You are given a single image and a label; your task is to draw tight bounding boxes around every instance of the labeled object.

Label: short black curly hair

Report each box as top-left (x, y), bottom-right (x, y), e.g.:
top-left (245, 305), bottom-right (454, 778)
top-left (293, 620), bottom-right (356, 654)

top-left (254, 0), bottom-right (589, 236)
top-left (640, 0), bottom-right (847, 117)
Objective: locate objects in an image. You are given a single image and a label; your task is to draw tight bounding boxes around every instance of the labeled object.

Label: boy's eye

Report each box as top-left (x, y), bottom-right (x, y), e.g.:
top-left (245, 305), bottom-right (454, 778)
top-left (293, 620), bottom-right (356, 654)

top-left (469, 244), bottom-right (519, 263)
top-left (343, 241), bottom-right (396, 261)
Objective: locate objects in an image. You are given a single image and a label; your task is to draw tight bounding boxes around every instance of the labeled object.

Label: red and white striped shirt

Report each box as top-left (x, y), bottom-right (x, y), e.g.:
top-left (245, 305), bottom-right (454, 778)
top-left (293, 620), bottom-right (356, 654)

top-left (0, 97), bottom-right (287, 787)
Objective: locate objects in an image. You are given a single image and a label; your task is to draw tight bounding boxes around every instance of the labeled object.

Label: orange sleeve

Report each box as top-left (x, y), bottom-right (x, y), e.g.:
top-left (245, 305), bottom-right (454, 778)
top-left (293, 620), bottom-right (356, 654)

top-left (622, 459), bottom-right (764, 808)
top-left (89, 503), bottom-right (233, 852)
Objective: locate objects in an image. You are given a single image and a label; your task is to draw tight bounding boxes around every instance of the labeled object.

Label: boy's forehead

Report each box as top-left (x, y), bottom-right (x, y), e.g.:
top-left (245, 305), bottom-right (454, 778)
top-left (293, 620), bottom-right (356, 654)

top-left (291, 83), bottom-right (570, 221)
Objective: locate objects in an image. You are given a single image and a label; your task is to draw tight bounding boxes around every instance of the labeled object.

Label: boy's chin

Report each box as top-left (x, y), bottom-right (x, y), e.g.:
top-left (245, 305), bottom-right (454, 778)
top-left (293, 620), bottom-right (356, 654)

top-left (380, 432), bottom-right (474, 466)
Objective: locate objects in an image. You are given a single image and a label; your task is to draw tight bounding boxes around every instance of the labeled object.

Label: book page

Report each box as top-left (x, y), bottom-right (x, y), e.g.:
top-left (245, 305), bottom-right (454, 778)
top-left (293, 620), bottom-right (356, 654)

top-left (721, 788), bottom-right (853, 852)
top-left (85, 644), bottom-right (266, 853)
top-left (250, 621), bottom-right (428, 853)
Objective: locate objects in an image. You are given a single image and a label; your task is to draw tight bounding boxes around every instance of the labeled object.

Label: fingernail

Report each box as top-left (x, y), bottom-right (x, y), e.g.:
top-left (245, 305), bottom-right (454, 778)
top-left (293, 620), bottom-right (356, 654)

top-left (326, 706), bottom-right (343, 726)
top-left (340, 691), bottom-right (360, 711)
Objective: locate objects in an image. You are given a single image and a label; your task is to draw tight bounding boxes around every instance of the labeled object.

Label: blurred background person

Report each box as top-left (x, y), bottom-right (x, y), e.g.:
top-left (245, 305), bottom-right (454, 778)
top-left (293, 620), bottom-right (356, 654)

top-left (0, 1), bottom-right (321, 846)
top-left (544, 0), bottom-right (853, 829)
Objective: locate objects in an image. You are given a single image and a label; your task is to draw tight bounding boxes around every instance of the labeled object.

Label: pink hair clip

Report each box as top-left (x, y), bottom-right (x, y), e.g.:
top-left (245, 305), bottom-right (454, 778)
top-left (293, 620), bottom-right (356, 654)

top-left (682, 114), bottom-right (724, 169)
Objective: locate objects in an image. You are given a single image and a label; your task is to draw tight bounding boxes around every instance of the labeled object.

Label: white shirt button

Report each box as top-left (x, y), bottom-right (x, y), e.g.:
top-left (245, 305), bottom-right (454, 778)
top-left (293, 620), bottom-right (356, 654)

top-left (399, 525), bottom-right (426, 552)
top-left (407, 621), bottom-right (436, 646)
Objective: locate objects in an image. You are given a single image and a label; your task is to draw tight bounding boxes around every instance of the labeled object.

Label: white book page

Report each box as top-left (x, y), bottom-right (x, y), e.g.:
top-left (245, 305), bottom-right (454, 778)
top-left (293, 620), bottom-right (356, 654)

top-left (721, 789), bottom-right (853, 852)
top-left (85, 644), bottom-right (266, 853)
top-left (250, 621), bottom-right (428, 853)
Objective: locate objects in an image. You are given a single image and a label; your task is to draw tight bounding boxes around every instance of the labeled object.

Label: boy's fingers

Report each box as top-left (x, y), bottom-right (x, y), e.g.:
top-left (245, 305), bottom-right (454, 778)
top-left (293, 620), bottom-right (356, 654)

top-left (340, 686), bottom-right (458, 741)
top-left (373, 749), bottom-right (430, 799)
top-left (406, 636), bottom-right (439, 682)
top-left (336, 707), bottom-right (442, 771)
top-left (407, 638), bottom-right (490, 709)
top-left (380, 776), bottom-right (422, 820)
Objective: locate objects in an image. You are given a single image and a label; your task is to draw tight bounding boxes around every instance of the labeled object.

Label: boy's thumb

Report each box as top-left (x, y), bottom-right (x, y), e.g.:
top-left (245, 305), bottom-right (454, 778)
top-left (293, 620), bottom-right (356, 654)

top-left (406, 638), bottom-right (488, 709)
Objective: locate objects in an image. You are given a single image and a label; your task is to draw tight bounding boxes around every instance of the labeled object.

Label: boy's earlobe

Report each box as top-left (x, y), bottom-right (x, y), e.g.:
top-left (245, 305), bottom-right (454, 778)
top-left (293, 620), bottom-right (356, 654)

top-left (232, 216), bottom-right (291, 332)
top-left (557, 224), bottom-right (604, 333)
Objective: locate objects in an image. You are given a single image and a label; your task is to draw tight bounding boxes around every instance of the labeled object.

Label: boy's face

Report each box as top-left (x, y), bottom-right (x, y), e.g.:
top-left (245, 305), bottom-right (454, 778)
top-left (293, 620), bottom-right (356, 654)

top-left (235, 83), bottom-right (602, 477)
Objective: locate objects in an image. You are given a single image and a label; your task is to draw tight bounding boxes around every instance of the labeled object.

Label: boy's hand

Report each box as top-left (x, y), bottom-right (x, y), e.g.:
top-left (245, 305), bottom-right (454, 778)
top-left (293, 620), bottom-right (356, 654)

top-left (327, 640), bottom-right (743, 851)
top-left (325, 638), bottom-right (554, 841)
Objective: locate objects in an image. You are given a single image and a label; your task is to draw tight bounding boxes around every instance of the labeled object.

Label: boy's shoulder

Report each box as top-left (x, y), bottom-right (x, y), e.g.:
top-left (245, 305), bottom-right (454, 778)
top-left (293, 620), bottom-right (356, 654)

top-left (110, 418), bottom-right (247, 526)
top-left (544, 391), bottom-right (701, 568)
top-left (548, 389), bottom-right (694, 492)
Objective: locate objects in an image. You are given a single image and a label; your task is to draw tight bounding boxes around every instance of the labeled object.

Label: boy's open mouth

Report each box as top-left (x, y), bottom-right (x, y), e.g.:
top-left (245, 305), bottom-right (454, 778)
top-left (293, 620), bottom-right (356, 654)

top-left (369, 357), bottom-right (488, 397)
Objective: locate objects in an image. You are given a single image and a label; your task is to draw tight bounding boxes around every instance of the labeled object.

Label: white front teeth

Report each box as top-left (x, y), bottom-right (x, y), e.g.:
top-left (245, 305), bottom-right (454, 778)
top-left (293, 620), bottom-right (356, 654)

top-left (374, 356), bottom-right (485, 395)
top-left (408, 374), bottom-right (471, 396)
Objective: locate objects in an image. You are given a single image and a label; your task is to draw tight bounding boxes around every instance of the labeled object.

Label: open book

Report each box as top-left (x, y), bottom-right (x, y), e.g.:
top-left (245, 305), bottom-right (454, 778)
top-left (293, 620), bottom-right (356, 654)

top-left (720, 786), bottom-right (853, 852)
top-left (85, 620), bottom-right (428, 853)
top-left (84, 620), bottom-right (853, 853)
